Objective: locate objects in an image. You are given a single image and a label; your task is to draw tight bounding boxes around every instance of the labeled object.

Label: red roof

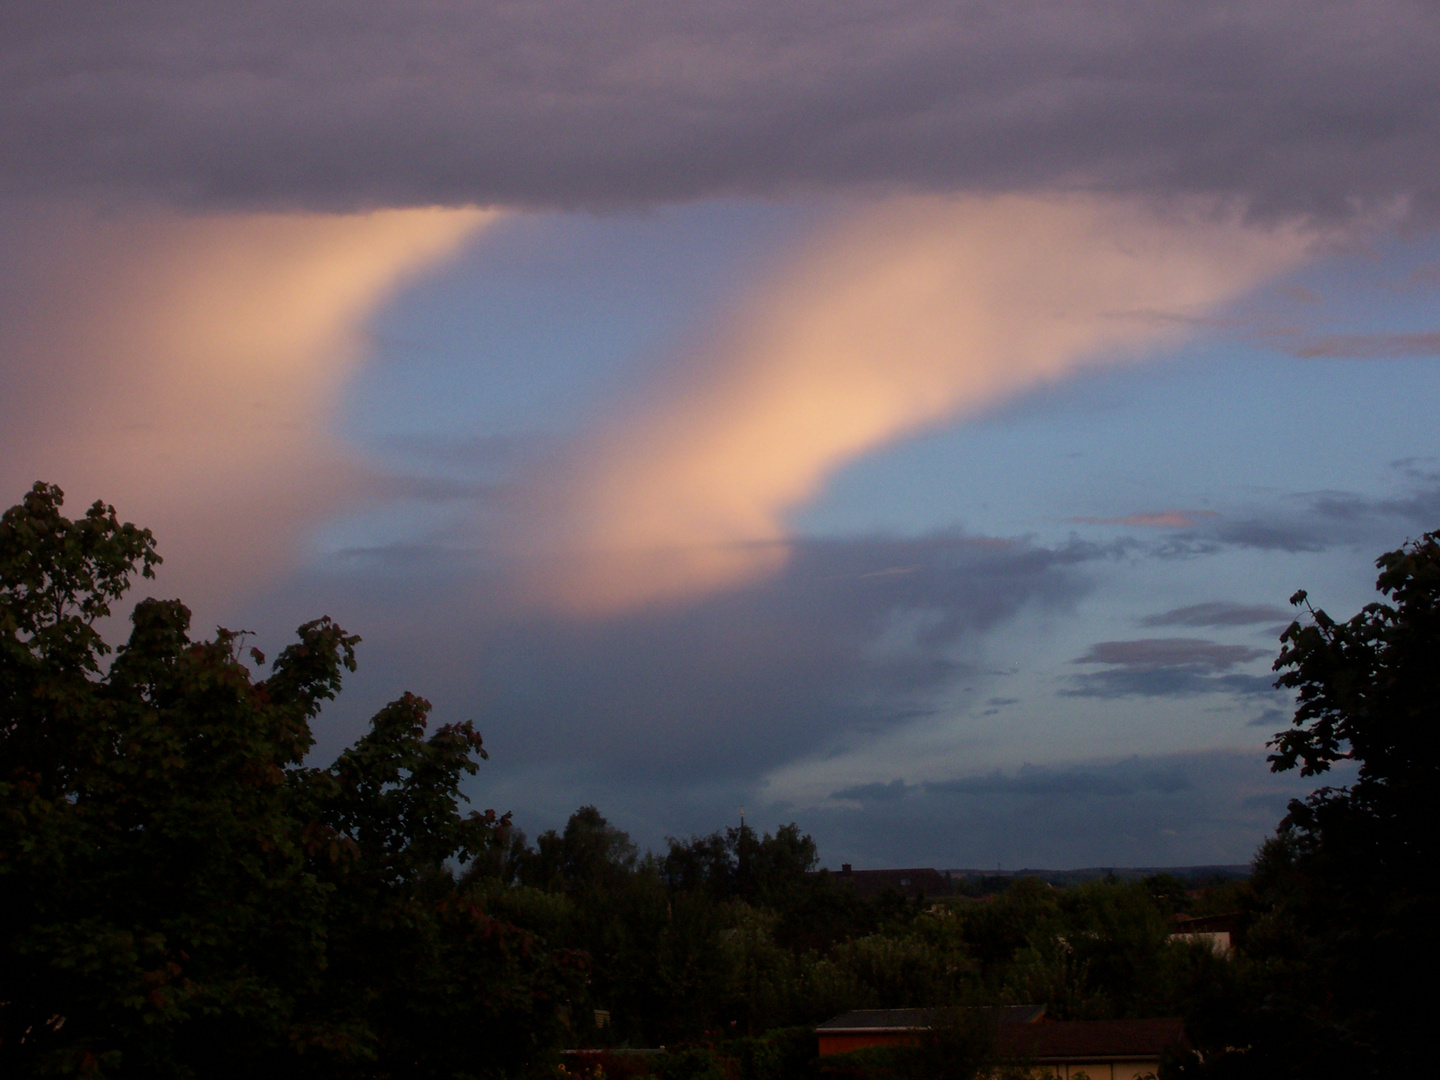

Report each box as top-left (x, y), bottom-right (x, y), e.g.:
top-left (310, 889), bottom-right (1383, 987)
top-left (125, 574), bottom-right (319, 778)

top-left (996, 1019), bottom-right (1188, 1062)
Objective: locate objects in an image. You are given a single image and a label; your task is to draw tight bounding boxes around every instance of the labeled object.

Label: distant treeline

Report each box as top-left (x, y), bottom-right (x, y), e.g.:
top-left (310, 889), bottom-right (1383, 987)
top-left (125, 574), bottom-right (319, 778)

top-left (461, 808), bottom-right (1247, 1048)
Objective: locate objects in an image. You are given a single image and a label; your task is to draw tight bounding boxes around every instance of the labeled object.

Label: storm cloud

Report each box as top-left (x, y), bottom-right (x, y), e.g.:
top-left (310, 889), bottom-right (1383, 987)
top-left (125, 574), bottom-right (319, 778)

top-left (5, 1), bottom-right (1439, 218)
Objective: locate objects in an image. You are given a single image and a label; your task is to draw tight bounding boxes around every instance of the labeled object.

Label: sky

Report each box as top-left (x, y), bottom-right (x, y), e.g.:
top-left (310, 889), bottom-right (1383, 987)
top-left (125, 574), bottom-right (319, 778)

top-left (3, 0), bottom-right (1439, 869)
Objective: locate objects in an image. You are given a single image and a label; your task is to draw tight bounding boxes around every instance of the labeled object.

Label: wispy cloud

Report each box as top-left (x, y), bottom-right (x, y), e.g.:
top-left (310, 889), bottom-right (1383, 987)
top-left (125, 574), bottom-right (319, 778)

top-left (1064, 637), bottom-right (1276, 699)
top-left (1126, 465), bottom-right (1440, 563)
top-left (1140, 602), bottom-right (1293, 628)
top-left (1286, 330), bottom-right (1440, 358)
top-left (1073, 638), bottom-right (1270, 669)
top-left (511, 195), bottom-right (1307, 614)
top-left (0, 202), bottom-right (493, 608)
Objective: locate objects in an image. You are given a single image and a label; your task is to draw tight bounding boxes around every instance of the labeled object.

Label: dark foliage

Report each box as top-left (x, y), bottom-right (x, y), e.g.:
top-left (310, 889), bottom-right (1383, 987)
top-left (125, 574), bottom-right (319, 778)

top-left (1262, 533), bottom-right (1437, 1074)
top-left (0, 483), bottom-right (578, 1078)
top-left (1173, 530), bottom-right (1440, 1078)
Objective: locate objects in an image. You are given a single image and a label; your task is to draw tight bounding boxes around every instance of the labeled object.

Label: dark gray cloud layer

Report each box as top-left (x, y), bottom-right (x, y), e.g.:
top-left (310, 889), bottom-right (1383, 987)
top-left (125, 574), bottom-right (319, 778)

top-left (469, 532), bottom-right (1106, 778)
top-left (285, 529), bottom-right (1109, 780)
top-left (5, 1), bottom-right (1439, 215)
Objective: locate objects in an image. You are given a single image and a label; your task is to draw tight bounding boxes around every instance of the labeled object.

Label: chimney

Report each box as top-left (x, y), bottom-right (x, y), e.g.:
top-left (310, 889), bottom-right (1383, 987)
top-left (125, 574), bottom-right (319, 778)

top-left (841, 863), bottom-right (853, 874)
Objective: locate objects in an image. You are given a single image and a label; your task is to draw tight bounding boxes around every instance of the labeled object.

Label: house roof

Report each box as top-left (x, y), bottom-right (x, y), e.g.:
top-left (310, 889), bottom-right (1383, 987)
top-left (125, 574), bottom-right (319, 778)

top-left (816, 1012), bottom-right (1188, 1063)
top-left (816, 1006), bottom-right (1046, 1032)
top-left (995, 1019), bottom-right (1189, 1063)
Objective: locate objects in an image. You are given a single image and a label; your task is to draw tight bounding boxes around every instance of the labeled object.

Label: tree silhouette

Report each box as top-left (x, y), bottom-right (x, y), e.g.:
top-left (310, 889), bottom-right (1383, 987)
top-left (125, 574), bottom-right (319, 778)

top-left (0, 483), bottom-right (575, 1078)
top-left (1249, 529), bottom-right (1440, 1077)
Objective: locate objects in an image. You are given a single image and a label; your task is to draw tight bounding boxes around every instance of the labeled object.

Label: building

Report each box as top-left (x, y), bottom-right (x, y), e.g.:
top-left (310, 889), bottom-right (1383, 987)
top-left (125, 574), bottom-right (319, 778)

top-left (816, 1009), bottom-right (1187, 1079)
top-left (995, 1019), bottom-right (1187, 1079)
top-left (816, 1007), bottom-right (1045, 1055)
top-left (1169, 912), bottom-right (1238, 955)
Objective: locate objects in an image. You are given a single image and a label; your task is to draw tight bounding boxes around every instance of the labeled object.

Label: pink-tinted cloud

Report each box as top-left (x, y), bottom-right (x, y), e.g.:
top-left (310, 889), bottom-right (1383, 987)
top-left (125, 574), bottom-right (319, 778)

top-left (0, 200), bottom-right (492, 611)
top-left (515, 195), bottom-right (1309, 614)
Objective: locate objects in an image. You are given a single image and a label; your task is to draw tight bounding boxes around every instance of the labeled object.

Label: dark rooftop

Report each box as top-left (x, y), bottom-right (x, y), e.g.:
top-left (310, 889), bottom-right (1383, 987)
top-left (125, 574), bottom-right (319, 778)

top-left (996, 1019), bottom-right (1188, 1062)
top-left (816, 1012), bottom-right (1188, 1063)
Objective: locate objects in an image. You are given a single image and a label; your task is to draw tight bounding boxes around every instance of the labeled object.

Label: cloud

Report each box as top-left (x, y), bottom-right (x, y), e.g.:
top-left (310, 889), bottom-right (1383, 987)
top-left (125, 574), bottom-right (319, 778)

top-left (1073, 638), bottom-right (1270, 669)
top-left (1065, 637), bottom-right (1275, 698)
top-left (1071, 510), bottom-right (1218, 528)
top-left (1247, 706), bottom-right (1291, 730)
top-left (1067, 669), bottom-right (1278, 699)
top-left (299, 529), bottom-right (1108, 781)
top-left (832, 779), bottom-right (915, 804)
top-left (1312, 486), bottom-right (1440, 528)
top-left (1387, 264), bottom-right (1440, 292)
top-left (1240, 792), bottom-right (1293, 815)
top-left (928, 764), bottom-right (1191, 798)
top-left (511, 194), bottom-right (1307, 614)
top-left (1210, 519), bottom-right (1333, 553)
top-left (1286, 330), bottom-right (1440, 358)
top-left (1141, 601), bottom-right (1293, 628)
top-left (4, 2), bottom-right (1439, 219)
top-left (1135, 467), bottom-right (1440, 561)
top-left (0, 200), bottom-right (492, 609)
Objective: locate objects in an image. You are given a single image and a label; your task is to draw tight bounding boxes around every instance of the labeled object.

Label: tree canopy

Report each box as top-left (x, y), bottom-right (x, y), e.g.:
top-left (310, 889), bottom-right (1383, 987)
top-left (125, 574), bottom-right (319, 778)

top-left (1236, 529), bottom-right (1440, 1078)
top-left (0, 483), bottom-right (576, 1079)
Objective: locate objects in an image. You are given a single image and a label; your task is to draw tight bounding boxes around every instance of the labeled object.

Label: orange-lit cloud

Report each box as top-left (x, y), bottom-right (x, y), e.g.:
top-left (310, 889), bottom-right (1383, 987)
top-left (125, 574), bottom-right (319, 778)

top-left (0, 202), bottom-right (492, 610)
top-left (524, 195), bottom-right (1311, 615)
